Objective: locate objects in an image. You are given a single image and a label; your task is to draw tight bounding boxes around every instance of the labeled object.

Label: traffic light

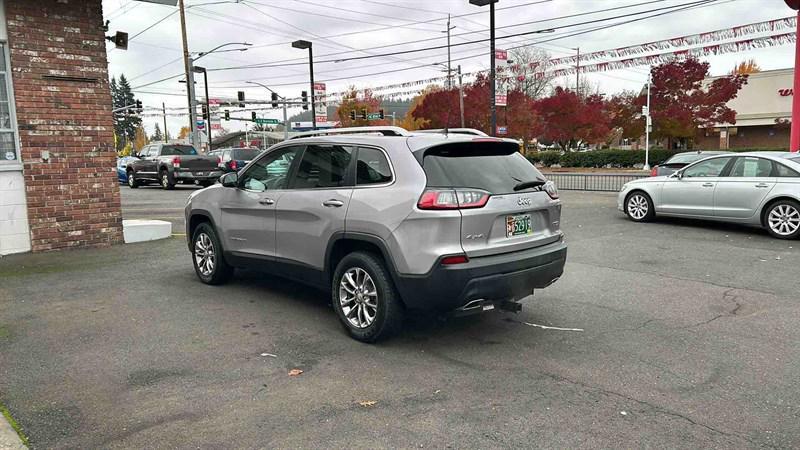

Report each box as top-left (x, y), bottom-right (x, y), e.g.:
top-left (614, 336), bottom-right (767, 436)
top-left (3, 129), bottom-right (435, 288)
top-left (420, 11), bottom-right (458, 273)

top-left (237, 91), bottom-right (245, 108)
top-left (108, 31), bottom-right (128, 50)
top-left (224, 109), bottom-right (230, 121)
top-left (349, 110), bottom-right (356, 120)
top-left (360, 108), bottom-right (367, 120)
top-left (201, 104), bottom-right (208, 121)
top-left (134, 100), bottom-right (142, 112)
top-left (271, 92), bottom-right (279, 109)
top-left (301, 91), bottom-right (308, 110)
top-left (251, 111), bottom-right (257, 121)
top-left (379, 109), bottom-right (384, 120)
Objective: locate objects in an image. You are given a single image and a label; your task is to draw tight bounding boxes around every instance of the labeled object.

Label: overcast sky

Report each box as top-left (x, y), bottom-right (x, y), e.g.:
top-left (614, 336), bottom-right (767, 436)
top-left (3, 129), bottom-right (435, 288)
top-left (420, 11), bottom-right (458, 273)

top-left (102, 0), bottom-right (795, 137)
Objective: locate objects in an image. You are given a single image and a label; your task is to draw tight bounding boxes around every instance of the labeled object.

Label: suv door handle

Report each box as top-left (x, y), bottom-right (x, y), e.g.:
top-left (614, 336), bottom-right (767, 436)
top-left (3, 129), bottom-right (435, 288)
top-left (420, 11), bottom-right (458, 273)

top-left (259, 198), bottom-right (275, 205)
top-left (702, 182), bottom-right (714, 187)
top-left (323, 199), bottom-right (344, 207)
top-left (755, 183), bottom-right (770, 188)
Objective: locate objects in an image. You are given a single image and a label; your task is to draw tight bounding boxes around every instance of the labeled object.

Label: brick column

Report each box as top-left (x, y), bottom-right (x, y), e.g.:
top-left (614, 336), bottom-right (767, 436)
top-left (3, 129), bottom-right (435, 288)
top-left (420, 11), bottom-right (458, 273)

top-left (6, 0), bottom-right (123, 251)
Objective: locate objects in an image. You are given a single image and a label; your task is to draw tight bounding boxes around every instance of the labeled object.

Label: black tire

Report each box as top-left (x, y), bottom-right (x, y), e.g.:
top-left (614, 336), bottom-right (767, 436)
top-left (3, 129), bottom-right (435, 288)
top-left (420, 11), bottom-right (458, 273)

top-left (763, 199), bottom-right (800, 240)
top-left (191, 222), bottom-right (233, 285)
top-left (625, 191), bottom-right (655, 222)
top-left (127, 170), bottom-right (139, 189)
top-left (160, 169), bottom-right (175, 190)
top-left (331, 251), bottom-right (404, 343)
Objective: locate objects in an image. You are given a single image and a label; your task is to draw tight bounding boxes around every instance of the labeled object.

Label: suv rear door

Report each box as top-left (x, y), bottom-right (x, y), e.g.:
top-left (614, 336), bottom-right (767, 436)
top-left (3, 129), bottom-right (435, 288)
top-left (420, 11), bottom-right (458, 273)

top-left (419, 140), bottom-right (561, 257)
top-left (274, 144), bottom-right (356, 273)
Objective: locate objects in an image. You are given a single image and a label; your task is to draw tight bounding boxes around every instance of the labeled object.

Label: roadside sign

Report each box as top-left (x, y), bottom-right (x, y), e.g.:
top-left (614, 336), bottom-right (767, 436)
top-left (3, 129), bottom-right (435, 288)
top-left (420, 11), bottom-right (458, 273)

top-left (495, 49), bottom-right (508, 106)
top-left (254, 118), bottom-right (280, 125)
top-left (314, 82), bottom-right (327, 123)
top-left (497, 125), bottom-right (508, 135)
top-left (196, 120), bottom-right (205, 131)
top-left (366, 113), bottom-right (381, 120)
top-left (208, 98), bottom-right (221, 105)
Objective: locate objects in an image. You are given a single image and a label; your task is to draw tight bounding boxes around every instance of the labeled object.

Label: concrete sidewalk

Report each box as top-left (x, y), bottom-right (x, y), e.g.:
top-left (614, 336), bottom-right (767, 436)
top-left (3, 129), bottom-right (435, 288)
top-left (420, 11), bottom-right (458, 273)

top-left (0, 413), bottom-right (26, 449)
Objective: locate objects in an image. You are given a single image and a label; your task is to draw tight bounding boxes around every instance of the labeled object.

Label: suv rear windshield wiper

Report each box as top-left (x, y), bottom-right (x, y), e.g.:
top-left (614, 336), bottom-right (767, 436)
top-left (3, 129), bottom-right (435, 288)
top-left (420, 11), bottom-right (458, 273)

top-left (513, 180), bottom-right (546, 191)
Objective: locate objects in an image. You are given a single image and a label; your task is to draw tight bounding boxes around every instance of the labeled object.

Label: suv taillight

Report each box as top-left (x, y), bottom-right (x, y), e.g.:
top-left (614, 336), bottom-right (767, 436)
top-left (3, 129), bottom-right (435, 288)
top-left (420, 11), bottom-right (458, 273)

top-left (543, 180), bottom-right (559, 200)
top-left (217, 156), bottom-right (224, 169)
top-left (417, 189), bottom-right (490, 210)
top-left (172, 156), bottom-right (181, 168)
top-left (229, 159), bottom-right (238, 170)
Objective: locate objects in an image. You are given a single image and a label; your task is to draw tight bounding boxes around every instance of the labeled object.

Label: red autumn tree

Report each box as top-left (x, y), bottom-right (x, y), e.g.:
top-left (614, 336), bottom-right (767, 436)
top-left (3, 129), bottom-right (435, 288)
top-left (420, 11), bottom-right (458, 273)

top-left (504, 89), bottom-right (543, 147)
top-left (410, 87), bottom-right (461, 129)
top-left (607, 90), bottom-right (645, 142)
top-left (336, 88), bottom-right (389, 127)
top-left (535, 87), bottom-right (611, 150)
top-left (648, 57), bottom-right (747, 148)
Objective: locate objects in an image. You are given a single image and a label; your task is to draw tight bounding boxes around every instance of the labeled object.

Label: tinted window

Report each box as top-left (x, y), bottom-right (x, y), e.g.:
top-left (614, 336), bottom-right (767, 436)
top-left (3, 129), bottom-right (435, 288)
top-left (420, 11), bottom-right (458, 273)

top-left (729, 157), bottom-right (773, 177)
top-left (240, 146), bottom-right (301, 192)
top-left (231, 148), bottom-right (259, 161)
top-left (422, 143), bottom-right (544, 194)
top-left (683, 157), bottom-right (732, 178)
top-left (776, 162), bottom-right (800, 177)
top-left (356, 147), bottom-right (392, 185)
top-left (161, 145), bottom-right (197, 156)
top-left (290, 145), bottom-right (355, 189)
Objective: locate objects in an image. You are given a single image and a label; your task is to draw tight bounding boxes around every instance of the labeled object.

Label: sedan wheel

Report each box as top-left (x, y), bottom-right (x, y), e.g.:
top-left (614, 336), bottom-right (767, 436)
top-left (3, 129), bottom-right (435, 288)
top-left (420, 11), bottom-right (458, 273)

top-left (766, 201), bottom-right (800, 239)
top-left (338, 267), bottom-right (378, 329)
top-left (626, 192), bottom-right (654, 222)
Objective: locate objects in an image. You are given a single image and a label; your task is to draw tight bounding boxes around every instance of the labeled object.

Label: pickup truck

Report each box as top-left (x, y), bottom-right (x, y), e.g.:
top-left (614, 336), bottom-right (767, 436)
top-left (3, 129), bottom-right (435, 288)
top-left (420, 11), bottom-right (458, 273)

top-left (126, 143), bottom-right (222, 190)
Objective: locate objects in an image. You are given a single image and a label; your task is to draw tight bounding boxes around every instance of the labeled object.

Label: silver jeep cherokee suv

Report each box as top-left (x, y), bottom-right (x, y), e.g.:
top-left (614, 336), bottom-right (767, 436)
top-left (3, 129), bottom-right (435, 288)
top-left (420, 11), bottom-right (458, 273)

top-left (185, 127), bottom-right (567, 342)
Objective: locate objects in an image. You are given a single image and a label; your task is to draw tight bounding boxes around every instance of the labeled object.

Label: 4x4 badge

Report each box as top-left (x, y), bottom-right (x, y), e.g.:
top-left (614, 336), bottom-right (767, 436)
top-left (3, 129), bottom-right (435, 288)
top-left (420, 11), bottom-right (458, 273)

top-left (518, 197), bottom-right (531, 206)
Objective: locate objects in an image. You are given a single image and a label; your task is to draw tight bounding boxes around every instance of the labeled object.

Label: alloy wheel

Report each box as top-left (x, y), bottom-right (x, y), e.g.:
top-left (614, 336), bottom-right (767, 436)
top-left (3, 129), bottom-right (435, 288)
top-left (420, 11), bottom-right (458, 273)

top-left (627, 194), bottom-right (649, 220)
top-left (127, 173), bottom-right (134, 187)
top-left (161, 173), bottom-right (169, 188)
top-left (339, 267), bottom-right (378, 329)
top-left (768, 204), bottom-right (800, 236)
top-left (194, 232), bottom-right (216, 276)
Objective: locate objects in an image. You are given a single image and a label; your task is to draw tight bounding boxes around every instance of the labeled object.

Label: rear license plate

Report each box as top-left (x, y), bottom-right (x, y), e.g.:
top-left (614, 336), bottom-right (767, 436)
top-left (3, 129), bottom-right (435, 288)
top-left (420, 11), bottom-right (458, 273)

top-left (506, 214), bottom-right (533, 237)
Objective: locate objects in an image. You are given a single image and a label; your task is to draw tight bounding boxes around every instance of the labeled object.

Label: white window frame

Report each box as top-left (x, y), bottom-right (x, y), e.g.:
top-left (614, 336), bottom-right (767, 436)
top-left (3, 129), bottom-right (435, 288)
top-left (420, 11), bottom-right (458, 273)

top-left (0, 40), bottom-right (21, 171)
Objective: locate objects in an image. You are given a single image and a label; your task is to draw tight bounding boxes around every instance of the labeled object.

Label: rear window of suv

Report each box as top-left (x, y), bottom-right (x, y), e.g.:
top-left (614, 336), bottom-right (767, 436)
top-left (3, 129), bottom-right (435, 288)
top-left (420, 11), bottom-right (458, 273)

top-left (422, 143), bottom-right (545, 194)
top-left (231, 148), bottom-right (259, 160)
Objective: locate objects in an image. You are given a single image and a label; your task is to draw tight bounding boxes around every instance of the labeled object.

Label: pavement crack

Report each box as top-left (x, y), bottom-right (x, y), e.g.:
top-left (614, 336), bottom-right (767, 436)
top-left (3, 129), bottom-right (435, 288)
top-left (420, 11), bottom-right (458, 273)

top-left (536, 371), bottom-right (772, 448)
top-left (683, 289), bottom-right (745, 329)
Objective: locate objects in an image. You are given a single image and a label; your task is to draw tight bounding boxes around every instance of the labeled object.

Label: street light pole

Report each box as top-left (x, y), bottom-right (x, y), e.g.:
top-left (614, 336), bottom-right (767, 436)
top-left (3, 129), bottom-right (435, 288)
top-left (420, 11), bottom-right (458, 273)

top-left (443, 15), bottom-right (456, 89)
top-left (644, 72), bottom-right (652, 171)
top-left (194, 66), bottom-right (211, 146)
top-left (458, 64), bottom-right (465, 128)
top-left (292, 40), bottom-right (316, 130)
top-left (489, 1), bottom-right (496, 136)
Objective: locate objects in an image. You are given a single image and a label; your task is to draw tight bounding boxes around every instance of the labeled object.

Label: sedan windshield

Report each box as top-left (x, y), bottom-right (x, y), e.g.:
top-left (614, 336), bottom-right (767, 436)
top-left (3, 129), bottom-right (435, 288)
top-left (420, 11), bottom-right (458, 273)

top-left (665, 153), bottom-right (714, 165)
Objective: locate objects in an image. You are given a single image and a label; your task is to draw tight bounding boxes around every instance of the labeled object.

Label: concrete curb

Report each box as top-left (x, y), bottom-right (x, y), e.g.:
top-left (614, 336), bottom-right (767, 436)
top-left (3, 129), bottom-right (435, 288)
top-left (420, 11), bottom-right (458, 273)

top-left (0, 413), bottom-right (26, 449)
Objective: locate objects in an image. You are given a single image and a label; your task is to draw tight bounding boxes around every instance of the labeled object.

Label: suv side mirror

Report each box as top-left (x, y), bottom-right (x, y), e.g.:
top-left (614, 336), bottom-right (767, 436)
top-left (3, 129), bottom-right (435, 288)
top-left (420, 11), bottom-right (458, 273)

top-left (220, 172), bottom-right (238, 188)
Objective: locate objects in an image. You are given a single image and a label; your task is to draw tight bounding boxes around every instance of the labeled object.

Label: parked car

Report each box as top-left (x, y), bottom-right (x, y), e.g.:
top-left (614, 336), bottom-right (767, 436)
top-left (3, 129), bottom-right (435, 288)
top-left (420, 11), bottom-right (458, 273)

top-left (619, 152), bottom-right (800, 239)
top-left (208, 147), bottom-right (262, 173)
top-left (126, 143), bottom-right (222, 190)
top-left (185, 126), bottom-right (567, 342)
top-left (116, 156), bottom-right (137, 184)
top-left (651, 150), bottom-right (729, 176)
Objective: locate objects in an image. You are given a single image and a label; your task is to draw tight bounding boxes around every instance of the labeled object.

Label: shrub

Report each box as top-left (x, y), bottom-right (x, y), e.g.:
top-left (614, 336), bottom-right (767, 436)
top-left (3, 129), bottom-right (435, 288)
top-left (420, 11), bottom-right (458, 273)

top-left (527, 151), bottom-right (561, 166)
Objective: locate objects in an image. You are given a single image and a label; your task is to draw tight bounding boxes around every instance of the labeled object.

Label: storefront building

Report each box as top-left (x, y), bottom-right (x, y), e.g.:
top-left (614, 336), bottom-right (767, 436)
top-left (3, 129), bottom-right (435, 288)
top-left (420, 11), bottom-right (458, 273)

top-left (0, 0), bottom-right (122, 255)
top-left (697, 68), bottom-right (792, 150)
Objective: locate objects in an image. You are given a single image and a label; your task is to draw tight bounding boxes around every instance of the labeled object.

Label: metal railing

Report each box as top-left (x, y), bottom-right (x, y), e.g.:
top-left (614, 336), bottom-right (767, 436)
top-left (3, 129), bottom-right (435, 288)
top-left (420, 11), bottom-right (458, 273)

top-left (542, 172), bottom-right (649, 192)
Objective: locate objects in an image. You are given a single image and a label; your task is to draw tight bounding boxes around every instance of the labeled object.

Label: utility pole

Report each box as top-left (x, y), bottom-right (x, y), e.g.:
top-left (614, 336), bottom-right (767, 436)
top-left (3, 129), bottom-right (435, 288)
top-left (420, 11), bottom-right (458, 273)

top-left (489, 1), bottom-right (496, 135)
top-left (575, 46), bottom-right (580, 96)
top-left (458, 64), bottom-right (465, 128)
top-left (644, 71), bottom-right (652, 171)
top-left (443, 15), bottom-right (456, 89)
top-left (162, 102), bottom-right (168, 142)
top-left (178, 0), bottom-right (198, 150)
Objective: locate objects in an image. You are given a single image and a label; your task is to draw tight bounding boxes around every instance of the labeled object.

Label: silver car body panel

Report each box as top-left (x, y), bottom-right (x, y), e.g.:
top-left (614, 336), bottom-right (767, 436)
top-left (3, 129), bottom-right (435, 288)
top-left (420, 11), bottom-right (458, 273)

top-left (619, 152), bottom-right (800, 225)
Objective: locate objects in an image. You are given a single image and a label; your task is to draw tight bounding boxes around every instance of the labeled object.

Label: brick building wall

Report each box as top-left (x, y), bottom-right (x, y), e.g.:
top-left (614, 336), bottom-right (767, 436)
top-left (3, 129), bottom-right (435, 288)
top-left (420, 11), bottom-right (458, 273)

top-left (695, 126), bottom-right (790, 150)
top-left (6, 0), bottom-right (122, 251)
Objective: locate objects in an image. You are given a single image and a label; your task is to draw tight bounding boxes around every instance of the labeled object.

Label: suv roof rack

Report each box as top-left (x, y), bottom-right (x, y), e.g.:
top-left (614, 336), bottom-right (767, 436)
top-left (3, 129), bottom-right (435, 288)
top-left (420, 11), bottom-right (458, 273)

top-left (414, 128), bottom-right (488, 136)
top-left (289, 126), bottom-right (411, 140)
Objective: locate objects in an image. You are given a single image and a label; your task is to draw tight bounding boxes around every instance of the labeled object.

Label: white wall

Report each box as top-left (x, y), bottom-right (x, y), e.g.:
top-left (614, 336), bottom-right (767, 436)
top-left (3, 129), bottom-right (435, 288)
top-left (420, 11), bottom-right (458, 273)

top-left (0, 170), bottom-right (30, 255)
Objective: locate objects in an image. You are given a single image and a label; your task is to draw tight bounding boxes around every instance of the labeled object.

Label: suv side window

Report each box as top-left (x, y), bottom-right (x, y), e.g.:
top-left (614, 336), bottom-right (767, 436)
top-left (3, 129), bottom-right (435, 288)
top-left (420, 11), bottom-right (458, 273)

top-left (683, 157), bottom-right (732, 178)
top-left (148, 146), bottom-right (160, 157)
top-left (239, 146), bottom-right (302, 192)
top-left (356, 147), bottom-right (392, 185)
top-left (729, 157), bottom-right (772, 177)
top-left (290, 144), bottom-right (355, 189)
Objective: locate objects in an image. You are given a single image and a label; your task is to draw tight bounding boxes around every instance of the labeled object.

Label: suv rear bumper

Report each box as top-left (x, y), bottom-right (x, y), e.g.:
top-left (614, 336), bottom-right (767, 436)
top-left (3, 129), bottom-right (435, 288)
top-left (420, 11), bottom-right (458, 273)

top-left (174, 169), bottom-right (223, 181)
top-left (394, 239), bottom-right (567, 312)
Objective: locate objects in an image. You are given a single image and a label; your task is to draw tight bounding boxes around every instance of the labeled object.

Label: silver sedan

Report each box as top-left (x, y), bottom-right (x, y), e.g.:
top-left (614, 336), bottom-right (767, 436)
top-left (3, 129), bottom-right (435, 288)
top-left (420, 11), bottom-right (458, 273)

top-left (618, 152), bottom-right (800, 239)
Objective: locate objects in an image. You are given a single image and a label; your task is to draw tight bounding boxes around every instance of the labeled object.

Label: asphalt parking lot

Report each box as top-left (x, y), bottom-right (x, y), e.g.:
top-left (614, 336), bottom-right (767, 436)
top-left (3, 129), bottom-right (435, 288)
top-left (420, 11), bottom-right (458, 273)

top-left (1, 188), bottom-right (799, 448)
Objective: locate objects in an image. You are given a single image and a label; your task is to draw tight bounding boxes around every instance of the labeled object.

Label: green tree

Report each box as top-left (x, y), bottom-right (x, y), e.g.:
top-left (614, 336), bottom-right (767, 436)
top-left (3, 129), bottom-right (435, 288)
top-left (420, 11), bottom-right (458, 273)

top-left (111, 74), bottom-right (141, 151)
top-left (151, 122), bottom-right (164, 142)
